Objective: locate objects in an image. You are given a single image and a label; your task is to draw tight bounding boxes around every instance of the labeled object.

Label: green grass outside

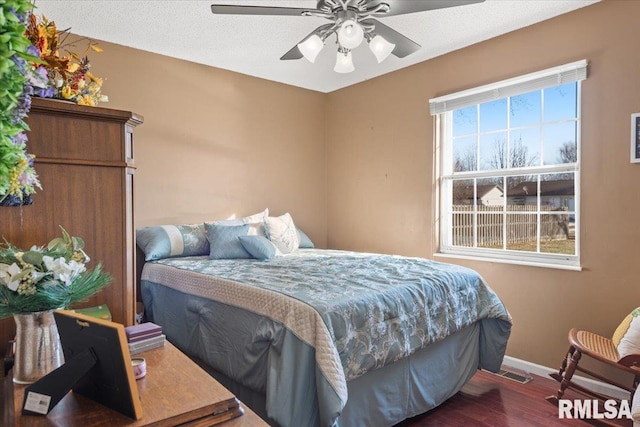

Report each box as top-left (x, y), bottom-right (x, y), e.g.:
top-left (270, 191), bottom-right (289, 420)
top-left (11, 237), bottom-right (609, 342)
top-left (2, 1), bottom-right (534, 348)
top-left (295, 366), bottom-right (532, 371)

top-left (478, 239), bottom-right (575, 255)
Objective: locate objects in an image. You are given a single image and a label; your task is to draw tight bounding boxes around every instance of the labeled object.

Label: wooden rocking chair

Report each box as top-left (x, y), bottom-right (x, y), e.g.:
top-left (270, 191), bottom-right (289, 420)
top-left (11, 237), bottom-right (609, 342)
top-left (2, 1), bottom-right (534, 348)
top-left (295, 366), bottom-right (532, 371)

top-left (546, 328), bottom-right (640, 405)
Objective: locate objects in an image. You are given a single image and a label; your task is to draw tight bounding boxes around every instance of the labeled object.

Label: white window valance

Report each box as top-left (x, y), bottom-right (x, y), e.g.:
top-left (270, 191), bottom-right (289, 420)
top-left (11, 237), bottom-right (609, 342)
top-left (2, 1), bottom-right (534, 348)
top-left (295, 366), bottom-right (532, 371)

top-left (429, 59), bottom-right (587, 116)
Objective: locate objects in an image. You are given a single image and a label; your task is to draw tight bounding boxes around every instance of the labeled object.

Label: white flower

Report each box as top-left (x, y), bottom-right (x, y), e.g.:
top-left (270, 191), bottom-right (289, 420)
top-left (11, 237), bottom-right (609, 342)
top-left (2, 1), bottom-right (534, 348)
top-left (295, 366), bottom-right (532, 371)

top-left (42, 256), bottom-right (86, 286)
top-left (0, 263), bottom-right (22, 291)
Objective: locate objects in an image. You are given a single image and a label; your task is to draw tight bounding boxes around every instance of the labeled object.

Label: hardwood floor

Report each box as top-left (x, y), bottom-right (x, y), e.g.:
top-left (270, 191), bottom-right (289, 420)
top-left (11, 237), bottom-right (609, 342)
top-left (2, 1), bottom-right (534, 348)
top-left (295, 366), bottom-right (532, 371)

top-left (395, 370), bottom-right (633, 427)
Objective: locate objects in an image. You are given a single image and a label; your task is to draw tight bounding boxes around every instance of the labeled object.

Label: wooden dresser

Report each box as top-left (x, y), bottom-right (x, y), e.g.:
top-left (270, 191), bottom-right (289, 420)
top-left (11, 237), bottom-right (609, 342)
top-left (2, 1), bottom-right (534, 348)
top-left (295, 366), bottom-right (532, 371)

top-left (0, 97), bottom-right (143, 356)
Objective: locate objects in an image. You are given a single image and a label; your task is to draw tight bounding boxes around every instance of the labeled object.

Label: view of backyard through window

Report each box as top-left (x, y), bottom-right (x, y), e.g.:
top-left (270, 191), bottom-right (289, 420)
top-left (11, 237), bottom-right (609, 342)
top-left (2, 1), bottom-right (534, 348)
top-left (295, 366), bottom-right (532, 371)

top-left (445, 82), bottom-right (579, 257)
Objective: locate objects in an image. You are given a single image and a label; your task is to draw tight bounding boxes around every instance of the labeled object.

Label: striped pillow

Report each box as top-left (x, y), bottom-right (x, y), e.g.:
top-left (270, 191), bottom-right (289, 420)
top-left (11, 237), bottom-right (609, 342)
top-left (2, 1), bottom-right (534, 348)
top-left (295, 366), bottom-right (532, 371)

top-left (136, 224), bottom-right (209, 261)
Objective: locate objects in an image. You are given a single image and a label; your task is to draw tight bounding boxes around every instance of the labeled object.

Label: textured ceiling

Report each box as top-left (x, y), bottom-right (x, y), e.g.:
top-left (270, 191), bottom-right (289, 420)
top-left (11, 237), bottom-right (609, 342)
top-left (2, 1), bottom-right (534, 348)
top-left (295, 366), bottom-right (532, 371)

top-left (33, 0), bottom-right (600, 93)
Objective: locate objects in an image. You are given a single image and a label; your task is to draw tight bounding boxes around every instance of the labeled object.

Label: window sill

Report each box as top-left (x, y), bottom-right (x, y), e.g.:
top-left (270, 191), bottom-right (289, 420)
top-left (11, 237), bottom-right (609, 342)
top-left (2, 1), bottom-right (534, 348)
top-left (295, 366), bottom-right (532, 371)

top-left (434, 251), bottom-right (582, 271)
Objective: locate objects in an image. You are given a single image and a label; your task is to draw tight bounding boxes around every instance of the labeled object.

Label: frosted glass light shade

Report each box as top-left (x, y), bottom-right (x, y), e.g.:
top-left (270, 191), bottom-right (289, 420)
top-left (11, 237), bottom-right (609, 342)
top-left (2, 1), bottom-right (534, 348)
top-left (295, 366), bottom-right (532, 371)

top-left (334, 51), bottom-right (355, 73)
top-left (337, 19), bottom-right (364, 49)
top-left (369, 35), bottom-right (395, 63)
top-left (298, 35), bottom-right (324, 63)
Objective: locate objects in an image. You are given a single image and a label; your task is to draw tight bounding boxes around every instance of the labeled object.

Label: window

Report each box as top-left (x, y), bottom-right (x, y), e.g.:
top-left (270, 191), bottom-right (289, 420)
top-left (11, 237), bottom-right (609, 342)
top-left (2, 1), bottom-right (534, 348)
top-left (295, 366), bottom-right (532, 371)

top-left (430, 60), bottom-right (587, 269)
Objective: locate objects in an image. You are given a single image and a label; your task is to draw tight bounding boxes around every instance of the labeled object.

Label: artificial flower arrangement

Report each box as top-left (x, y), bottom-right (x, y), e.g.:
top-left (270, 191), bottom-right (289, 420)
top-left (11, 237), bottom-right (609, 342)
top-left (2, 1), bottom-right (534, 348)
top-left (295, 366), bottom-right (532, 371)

top-left (24, 13), bottom-right (108, 107)
top-left (0, 227), bottom-right (112, 319)
top-left (0, 0), bottom-right (42, 205)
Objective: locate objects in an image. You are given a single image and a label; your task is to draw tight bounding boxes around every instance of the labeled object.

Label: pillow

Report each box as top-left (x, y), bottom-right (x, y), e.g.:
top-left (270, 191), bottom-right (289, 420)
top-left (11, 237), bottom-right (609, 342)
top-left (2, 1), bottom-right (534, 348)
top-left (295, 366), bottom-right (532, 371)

top-left (297, 227), bottom-right (314, 249)
top-left (212, 208), bottom-right (268, 236)
top-left (265, 213), bottom-right (299, 254)
top-left (238, 235), bottom-right (277, 261)
top-left (612, 307), bottom-right (640, 358)
top-left (633, 386), bottom-right (640, 421)
top-left (205, 223), bottom-right (251, 260)
top-left (136, 224), bottom-right (209, 261)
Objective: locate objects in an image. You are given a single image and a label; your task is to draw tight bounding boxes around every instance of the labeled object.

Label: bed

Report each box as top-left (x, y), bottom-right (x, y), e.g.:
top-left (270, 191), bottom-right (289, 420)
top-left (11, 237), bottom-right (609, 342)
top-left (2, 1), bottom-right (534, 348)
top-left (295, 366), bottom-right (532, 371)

top-left (139, 244), bottom-right (511, 427)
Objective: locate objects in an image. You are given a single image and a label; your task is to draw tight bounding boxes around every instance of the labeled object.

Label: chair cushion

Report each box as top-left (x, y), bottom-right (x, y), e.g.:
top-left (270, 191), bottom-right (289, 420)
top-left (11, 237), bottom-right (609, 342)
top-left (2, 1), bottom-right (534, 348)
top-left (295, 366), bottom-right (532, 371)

top-left (612, 307), bottom-right (640, 358)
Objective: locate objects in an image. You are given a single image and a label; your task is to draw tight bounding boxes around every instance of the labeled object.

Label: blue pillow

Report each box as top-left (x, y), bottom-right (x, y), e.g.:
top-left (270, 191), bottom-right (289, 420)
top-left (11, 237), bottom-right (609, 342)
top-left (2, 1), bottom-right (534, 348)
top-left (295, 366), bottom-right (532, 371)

top-left (238, 235), bottom-right (277, 260)
top-left (205, 223), bottom-right (251, 260)
top-left (137, 224), bottom-right (209, 261)
top-left (297, 228), bottom-right (314, 249)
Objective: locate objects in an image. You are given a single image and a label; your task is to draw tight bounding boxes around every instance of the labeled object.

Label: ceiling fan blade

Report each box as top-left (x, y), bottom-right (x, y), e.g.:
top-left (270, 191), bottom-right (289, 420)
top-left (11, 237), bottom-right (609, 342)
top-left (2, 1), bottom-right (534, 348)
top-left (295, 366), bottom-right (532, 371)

top-left (280, 24), bottom-right (334, 61)
top-left (211, 4), bottom-right (312, 16)
top-left (368, 0), bottom-right (484, 17)
top-left (281, 46), bottom-right (303, 60)
top-left (362, 19), bottom-right (420, 58)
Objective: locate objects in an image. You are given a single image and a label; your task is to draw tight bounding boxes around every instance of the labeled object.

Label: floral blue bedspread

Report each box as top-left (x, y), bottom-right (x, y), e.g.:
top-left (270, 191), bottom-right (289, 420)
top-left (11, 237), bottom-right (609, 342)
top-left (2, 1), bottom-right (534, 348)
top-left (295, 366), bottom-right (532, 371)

top-left (153, 249), bottom-right (511, 381)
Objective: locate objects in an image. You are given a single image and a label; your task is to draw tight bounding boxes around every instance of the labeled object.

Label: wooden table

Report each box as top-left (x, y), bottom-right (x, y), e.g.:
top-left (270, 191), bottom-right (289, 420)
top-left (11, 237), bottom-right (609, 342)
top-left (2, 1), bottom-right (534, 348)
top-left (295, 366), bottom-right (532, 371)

top-left (2, 341), bottom-right (268, 426)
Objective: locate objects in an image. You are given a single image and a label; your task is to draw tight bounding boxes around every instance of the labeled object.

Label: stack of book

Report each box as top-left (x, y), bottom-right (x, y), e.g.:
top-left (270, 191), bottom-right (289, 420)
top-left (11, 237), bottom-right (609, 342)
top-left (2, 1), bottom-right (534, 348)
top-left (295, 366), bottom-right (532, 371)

top-left (125, 322), bottom-right (165, 355)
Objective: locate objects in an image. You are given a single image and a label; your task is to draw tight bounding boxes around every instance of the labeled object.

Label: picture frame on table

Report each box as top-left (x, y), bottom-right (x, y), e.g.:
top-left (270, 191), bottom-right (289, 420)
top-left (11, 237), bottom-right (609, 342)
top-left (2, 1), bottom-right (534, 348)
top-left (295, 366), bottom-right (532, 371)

top-left (631, 113), bottom-right (640, 163)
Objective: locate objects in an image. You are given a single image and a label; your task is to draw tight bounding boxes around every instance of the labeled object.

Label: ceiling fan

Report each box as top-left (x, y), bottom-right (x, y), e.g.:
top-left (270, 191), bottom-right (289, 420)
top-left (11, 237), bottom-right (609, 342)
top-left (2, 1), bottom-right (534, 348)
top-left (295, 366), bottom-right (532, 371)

top-left (211, 0), bottom-right (485, 73)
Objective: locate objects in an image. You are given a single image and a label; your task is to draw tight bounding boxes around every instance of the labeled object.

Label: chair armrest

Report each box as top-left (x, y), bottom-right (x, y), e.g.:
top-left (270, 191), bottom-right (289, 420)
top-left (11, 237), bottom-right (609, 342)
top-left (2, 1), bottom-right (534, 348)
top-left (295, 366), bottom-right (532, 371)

top-left (619, 353), bottom-right (640, 368)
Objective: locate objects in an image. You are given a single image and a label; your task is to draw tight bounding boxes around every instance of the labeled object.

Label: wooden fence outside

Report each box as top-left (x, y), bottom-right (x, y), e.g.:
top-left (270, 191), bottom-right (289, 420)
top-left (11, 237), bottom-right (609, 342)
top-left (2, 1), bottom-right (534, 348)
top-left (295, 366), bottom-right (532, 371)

top-left (452, 205), bottom-right (570, 247)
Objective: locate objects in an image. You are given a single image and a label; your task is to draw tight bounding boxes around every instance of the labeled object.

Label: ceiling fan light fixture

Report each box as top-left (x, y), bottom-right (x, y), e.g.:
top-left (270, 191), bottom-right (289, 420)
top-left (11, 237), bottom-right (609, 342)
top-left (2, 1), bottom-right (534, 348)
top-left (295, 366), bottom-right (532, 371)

top-left (369, 34), bottom-right (395, 63)
top-left (337, 19), bottom-right (364, 49)
top-left (298, 34), bottom-right (324, 63)
top-left (334, 50), bottom-right (355, 73)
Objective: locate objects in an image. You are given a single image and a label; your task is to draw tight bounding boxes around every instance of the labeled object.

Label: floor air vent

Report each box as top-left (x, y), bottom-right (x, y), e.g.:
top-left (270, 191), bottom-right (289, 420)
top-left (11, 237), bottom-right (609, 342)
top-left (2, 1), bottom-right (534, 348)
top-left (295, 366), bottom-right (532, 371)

top-left (484, 367), bottom-right (533, 384)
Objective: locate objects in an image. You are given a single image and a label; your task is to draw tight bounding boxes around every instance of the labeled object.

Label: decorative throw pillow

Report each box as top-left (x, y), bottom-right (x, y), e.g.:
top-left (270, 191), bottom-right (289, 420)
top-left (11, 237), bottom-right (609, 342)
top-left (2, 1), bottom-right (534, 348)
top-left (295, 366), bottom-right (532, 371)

top-left (297, 227), bottom-right (314, 249)
top-left (612, 307), bottom-right (640, 358)
top-left (632, 385), bottom-right (640, 421)
top-left (205, 223), bottom-right (251, 260)
top-left (136, 224), bottom-right (209, 261)
top-left (265, 213), bottom-right (299, 254)
top-left (238, 235), bottom-right (277, 261)
top-left (211, 208), bottom-right (268, 236)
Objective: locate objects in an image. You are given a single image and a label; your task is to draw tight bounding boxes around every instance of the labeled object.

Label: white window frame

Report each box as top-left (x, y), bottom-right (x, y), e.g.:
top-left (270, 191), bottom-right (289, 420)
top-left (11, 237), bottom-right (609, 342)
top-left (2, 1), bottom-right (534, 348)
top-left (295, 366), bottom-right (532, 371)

top-left (430, 60), bottom-right (587, 270)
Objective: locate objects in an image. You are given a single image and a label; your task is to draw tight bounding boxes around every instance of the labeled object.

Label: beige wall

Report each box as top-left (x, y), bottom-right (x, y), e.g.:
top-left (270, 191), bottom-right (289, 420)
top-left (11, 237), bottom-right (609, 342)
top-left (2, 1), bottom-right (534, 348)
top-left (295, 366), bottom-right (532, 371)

top-left (88, 43), bottom-right (328, 247)
top-left (327, 0), bottom-right (640, 368)
top-left (70, 0), bottom-right (639, 369)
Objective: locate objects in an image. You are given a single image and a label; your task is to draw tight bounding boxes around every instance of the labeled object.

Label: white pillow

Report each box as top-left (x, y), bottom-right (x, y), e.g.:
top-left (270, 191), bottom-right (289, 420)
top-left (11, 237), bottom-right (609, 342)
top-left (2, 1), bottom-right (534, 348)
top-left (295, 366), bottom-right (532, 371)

top-left (265, 213), bottom-right (299, 254)
top-left (633, 387), bottom-right (640, 422)
top-left (612, 307), bottom-right (640, 358)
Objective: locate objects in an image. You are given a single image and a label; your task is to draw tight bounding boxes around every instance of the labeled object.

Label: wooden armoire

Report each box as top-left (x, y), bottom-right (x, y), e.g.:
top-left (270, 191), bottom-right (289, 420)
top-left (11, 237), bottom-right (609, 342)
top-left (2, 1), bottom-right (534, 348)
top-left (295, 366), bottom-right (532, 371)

top-left (0, 97), bottom-right (143, 357)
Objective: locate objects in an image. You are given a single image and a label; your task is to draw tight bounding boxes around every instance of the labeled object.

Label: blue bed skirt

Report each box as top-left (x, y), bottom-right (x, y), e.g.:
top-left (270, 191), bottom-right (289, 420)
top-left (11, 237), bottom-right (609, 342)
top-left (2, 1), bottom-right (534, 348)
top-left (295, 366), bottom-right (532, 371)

top-left (142, 280), bottom-right (509, 426)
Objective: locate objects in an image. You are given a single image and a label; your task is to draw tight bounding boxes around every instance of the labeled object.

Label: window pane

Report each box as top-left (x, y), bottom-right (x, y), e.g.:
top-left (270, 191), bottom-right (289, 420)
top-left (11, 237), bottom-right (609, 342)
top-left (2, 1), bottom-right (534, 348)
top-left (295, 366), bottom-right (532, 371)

top-left (544, 83), bottom-right (577, 122)
top-left (452, 136), bottom-right (477, 172)
top-left (477, 177), bottom-right (503, 207)
top-left (506, 175), bottom-right (537, 209)
top-left (540, 213), bottom-right (575, 255)
top-left (510, 128), bottom-right (540, 168)
top-left (452, 213), bottom-right (474, 247)
top-left (452, 180), bottom-right (474, 247)
top-left (511, 90), bottom-right (541, 127)
top-left (540, 173), bottom-right (575, 211)
top-left (452, 179), bottom-right (474, 205)
top-left (543, 122), bottom-right (577, 165)
top-left (480, 99), bottom-right (507, 132)
top-left (479, 132), bottom-right (508, 170)
top-left (506, 211), bottom-right (537, 252)
top-left (477, 210), bottom-right (502, 249)
top-left (453, 106), bottom-right (477, 137)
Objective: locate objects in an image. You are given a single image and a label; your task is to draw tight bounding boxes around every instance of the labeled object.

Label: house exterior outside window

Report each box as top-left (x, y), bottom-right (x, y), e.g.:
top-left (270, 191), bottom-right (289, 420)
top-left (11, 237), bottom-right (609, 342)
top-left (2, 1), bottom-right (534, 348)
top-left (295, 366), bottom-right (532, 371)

top-left (430, 60), bottom-right (587, 270)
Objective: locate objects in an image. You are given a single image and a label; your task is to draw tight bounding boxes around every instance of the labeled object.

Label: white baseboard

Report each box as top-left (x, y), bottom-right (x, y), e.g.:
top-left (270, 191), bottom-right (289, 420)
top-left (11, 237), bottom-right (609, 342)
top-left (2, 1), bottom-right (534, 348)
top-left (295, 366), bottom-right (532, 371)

top-left (502, 355), bottom-right (629, 401)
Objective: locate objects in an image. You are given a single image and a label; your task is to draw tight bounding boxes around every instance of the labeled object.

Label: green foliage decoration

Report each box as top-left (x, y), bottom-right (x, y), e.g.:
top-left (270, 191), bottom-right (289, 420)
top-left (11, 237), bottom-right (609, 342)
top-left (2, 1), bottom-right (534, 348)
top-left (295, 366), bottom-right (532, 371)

top-left (0, 226), bottom-right (113, 319)
top-left (0, 0), bottom-right (41, 203)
